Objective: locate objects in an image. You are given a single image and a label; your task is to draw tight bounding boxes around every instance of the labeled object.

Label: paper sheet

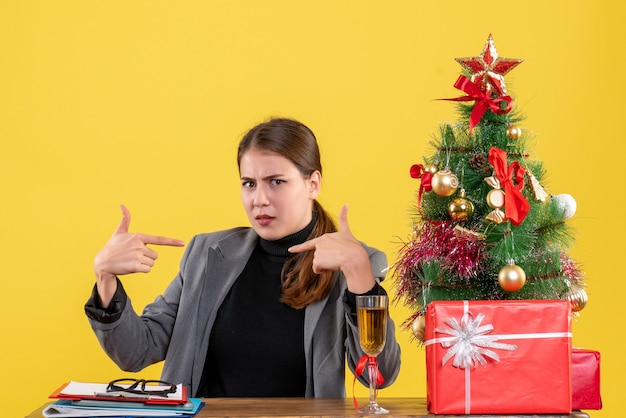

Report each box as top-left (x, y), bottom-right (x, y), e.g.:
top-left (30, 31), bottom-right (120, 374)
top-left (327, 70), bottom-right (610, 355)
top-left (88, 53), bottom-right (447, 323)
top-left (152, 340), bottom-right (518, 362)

top-left (59, 381), bottom-right (185, 401)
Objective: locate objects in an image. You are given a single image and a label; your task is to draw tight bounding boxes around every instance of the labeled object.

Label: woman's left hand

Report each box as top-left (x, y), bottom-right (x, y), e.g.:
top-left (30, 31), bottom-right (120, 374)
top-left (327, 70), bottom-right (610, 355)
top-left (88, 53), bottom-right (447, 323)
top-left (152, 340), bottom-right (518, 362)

top-left (288, 204), bottom-right (376, 294)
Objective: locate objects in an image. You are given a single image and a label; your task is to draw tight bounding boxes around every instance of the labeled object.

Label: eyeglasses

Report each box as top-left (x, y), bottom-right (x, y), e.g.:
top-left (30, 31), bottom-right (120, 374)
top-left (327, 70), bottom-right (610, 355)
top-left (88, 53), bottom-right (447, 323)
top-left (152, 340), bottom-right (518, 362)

top-left (106, 378), bottom-right (177, 398)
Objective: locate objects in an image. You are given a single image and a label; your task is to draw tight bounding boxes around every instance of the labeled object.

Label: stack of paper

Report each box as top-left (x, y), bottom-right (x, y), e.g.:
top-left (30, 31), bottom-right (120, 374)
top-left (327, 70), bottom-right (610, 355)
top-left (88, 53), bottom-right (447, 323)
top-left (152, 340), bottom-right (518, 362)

top-left (44, 381), bottom-right (204, 418)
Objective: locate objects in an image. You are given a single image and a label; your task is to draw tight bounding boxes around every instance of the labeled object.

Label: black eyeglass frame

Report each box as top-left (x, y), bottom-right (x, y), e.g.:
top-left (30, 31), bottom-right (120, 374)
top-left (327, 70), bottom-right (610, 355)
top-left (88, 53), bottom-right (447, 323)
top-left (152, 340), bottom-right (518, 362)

top-left (106, 378), bottom-right (177, 397)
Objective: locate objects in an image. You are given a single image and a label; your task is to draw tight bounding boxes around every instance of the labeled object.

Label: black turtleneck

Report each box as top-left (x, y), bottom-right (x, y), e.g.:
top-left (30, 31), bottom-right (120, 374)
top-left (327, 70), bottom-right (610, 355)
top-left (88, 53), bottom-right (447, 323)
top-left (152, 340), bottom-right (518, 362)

top-left (197, 219), bottom-right (315, 398)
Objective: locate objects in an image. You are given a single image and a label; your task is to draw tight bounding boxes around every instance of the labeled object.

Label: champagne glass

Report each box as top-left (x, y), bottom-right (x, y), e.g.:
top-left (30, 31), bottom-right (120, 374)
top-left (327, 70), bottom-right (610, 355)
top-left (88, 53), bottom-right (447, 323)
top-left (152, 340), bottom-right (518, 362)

top-left (356, 294), bottom-right (389, 415)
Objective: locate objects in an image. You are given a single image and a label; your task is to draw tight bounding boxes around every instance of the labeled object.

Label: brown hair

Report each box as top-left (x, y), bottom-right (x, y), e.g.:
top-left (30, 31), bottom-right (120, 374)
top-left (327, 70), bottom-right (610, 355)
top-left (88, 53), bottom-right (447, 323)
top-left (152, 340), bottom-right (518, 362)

top-left (237, 118), bottom-right (337, 309)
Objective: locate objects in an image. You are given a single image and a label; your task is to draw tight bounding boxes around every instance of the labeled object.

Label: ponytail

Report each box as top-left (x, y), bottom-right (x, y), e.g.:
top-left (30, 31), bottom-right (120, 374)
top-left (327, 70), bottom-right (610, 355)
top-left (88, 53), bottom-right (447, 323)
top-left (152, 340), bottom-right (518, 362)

top-left (280, 201), bottom-right (337, 309)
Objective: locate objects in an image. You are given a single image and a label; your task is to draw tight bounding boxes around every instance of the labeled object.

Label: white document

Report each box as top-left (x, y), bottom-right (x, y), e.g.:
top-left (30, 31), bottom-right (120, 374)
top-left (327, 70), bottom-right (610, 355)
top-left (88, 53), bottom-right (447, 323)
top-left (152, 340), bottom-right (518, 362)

top-left (59, 380), bottom-right (185, 401)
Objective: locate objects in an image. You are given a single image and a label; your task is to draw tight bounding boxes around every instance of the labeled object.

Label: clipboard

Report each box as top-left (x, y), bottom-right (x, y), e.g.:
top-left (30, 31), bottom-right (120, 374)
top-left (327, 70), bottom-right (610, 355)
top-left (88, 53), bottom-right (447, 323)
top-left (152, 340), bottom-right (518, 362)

top-left (49, 381), bottom-right (189, 405)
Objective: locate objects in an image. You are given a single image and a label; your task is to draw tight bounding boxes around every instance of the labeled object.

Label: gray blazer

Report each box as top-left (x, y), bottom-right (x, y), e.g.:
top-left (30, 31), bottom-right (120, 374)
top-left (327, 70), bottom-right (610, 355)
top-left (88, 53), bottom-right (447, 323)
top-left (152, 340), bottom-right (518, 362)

top-left (88, 227), bottom-right (401, 397)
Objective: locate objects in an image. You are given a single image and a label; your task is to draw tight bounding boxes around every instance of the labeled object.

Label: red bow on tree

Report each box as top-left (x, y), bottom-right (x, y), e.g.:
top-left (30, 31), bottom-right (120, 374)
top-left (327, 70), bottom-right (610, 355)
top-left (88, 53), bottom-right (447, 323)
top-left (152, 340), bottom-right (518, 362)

top-left (488, 147), bottom-right (530, 226)
top-left (410, 164), bottom-right (433, 210)
top-left (441, 75), bottom-right (513, 133)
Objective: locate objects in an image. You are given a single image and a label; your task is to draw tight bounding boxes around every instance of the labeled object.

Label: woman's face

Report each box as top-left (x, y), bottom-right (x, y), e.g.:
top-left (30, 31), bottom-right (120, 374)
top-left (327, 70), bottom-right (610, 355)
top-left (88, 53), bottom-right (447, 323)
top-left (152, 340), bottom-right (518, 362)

top-left (240, 148), bottom-right (320, 241)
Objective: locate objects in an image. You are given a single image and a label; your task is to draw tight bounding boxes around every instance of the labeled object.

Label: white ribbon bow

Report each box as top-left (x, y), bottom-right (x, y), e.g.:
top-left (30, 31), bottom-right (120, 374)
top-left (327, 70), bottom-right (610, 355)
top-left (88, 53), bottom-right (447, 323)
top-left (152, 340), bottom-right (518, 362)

top-left (435, 312), bottom-right (517, 369)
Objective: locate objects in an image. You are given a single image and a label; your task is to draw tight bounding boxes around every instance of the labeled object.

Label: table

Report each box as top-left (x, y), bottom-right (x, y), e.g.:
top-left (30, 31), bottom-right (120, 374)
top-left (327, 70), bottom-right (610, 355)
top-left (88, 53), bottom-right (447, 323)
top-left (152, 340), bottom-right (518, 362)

top-left (25, 397), bottom-right (590, 417)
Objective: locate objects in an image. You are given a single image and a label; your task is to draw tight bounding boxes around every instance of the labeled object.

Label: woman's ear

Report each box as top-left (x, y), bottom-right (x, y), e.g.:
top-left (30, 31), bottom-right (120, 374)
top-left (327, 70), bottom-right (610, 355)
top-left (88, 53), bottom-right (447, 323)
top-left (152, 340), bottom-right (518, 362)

top-left (308, 170), bottom-right (322, 198)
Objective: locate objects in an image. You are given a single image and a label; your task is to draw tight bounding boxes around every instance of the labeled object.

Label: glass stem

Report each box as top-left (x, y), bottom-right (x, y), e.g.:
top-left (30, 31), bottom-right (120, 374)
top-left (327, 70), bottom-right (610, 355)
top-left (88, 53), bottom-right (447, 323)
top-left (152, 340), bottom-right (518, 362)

top-left (368, 356), bottom-right (378, 405)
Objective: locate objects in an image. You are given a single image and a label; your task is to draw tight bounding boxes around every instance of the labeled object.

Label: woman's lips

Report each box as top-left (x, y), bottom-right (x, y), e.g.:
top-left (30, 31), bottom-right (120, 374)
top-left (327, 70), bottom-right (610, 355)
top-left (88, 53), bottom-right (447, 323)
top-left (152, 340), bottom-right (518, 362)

top-left (256, 215), bottom-right (274, 226)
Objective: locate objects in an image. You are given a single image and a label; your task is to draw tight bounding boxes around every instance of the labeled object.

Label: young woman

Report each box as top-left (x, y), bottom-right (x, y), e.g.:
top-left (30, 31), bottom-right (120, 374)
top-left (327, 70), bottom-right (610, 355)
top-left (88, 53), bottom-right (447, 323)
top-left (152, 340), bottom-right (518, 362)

top-left (85, 117), bottom-right (401, 398)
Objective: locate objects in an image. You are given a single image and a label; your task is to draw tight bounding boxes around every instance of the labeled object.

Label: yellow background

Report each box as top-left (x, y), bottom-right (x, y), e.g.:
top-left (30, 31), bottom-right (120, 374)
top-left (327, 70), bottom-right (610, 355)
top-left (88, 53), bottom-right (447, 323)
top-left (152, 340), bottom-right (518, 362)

top-left (1, 1), bottom-right (622, 417)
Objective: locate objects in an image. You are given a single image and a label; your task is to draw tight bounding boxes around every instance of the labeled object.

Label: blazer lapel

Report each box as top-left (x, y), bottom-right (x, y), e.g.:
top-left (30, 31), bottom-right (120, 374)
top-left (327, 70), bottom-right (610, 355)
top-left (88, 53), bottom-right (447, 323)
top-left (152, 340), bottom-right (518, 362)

top-left (192, 229), bottom-right (259, 388)
top-left (303, 272), bottom-right (341, 362)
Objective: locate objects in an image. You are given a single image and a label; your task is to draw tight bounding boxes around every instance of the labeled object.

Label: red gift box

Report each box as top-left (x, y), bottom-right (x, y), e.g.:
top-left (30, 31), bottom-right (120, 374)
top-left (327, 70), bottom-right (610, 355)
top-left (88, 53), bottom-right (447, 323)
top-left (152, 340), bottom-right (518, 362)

top-left (572, 348), bottom-right (602, 410)
top-left (425, 300), bottom-right (572, 414)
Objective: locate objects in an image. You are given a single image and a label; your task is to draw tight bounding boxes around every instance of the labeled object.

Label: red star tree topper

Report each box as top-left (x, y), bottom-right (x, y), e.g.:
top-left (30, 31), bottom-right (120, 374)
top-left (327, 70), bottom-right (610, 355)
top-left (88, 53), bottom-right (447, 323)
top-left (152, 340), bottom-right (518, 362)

top-left (455, 34), bottom-right (523, 96)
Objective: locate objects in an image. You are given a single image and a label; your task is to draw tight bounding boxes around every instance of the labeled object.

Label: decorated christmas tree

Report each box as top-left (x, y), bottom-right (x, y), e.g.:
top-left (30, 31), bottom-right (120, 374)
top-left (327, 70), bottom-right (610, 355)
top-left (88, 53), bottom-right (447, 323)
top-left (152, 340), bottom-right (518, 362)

top-left (393, 34), bottom-right (587, 342)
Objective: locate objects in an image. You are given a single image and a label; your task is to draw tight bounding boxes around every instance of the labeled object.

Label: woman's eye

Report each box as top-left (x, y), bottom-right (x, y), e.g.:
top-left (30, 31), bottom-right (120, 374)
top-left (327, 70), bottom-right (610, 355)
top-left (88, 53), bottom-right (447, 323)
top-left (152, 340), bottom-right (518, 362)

top-left (271, 179), bottom-right (284, 186)
top-left (242, 181), bottom-right (255, 188)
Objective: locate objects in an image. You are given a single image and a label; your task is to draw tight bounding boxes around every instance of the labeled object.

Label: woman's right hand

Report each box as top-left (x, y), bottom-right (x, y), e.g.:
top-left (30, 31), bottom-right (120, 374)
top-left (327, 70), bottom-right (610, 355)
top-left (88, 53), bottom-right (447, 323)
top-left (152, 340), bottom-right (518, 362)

top-left (94, 205), bottom-right (185, 308)
top-left (288, 205), bottom-right (377, 294)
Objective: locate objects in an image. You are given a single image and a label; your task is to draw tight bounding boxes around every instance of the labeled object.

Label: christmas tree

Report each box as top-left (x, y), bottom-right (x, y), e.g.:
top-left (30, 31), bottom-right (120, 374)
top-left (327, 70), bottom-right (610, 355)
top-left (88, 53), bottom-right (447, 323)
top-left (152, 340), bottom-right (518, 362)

top-left (394, 34), bottom-right (587, 342)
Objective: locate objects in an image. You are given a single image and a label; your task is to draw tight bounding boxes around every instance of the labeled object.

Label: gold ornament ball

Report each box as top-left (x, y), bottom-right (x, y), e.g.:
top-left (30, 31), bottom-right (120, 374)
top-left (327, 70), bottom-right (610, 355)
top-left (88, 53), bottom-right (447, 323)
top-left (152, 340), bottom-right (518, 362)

top-left (425, 163), bottom-right (439, 174)
top-left (498, 263), bottom-right (526, 292)
top-left (431, 169), bottom-right (459, 197)
top-left (486, 189), bottom-right (506, 209)
top-left (448, 196), bottom-right (475, 222)
top-left (566, 286), bottom-right (588, 312)
top-left (411, 315), bottom-right (426, 343)
top-left (506, 125), bottom-right (522, 140)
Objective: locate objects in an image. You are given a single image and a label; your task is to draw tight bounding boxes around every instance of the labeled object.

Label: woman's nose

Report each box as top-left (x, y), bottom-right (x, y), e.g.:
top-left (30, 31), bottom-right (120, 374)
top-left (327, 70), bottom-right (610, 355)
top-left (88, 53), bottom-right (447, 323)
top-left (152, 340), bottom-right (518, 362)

top-left (253, 186), bottom-right (269, 207)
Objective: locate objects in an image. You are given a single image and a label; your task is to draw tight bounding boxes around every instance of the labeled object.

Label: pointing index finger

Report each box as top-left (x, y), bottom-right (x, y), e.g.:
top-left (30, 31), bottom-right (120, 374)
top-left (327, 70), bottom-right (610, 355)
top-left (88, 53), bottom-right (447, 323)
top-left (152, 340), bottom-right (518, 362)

top-left (112, 205), bottom-right (185, 246)
top-left (288, 237), bottom-right (318, 254)
top-left (139, 233), bottom-right (186, 247)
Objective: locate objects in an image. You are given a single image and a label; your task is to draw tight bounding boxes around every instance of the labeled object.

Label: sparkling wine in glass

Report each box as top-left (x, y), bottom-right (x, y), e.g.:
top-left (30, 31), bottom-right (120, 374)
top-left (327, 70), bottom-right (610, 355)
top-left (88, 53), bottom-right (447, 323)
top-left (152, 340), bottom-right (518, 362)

top-left (356, 294), bottom-right (389, 415)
